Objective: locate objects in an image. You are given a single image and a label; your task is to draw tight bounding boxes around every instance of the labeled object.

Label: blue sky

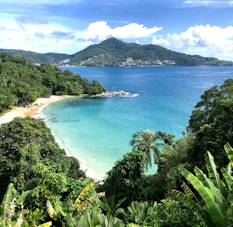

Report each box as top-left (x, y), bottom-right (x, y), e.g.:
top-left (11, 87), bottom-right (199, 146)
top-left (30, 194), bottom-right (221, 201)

top-left (0, 0), bottom-right (233, 60)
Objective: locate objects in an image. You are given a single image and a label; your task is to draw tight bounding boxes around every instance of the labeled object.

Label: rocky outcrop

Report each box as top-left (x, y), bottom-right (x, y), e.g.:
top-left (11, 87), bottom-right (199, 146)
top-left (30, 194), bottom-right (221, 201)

top-left (88, 91), bottom-right (139, 98)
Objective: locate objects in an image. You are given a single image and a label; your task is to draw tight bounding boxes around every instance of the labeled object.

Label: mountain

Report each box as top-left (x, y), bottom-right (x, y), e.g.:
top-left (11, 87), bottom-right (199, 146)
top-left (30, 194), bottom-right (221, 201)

top-left (0, 49), bottom-right (70, 65)
top-left (1, 38), bottom-right (233, 66)
top-left (69, 38), bottom-right (232, 66)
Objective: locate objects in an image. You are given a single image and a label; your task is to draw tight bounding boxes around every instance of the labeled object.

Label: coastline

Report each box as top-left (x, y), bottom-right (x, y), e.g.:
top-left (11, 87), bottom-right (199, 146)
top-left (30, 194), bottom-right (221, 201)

top-left (49, 126), bottom-right (104, 181)
top-left (0, 95), bottom-right (71, 125)
top-left (0, 95), bottom-right (104, 182)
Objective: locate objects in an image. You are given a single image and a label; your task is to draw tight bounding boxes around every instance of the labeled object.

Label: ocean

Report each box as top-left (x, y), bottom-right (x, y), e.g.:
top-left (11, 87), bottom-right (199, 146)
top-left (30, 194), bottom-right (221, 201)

top-left (42, 66), bottom-right (233, 179)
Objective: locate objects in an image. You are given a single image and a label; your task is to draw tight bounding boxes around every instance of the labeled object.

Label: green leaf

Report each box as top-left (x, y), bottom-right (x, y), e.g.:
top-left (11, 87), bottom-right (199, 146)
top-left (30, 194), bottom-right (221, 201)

top-left (2, 183), bottom-right (17, 206)
top-left (224, 143), bottom-right (233, 167)
top-left (74, 182), bottom-right (95, 205)
top-left (172, 189), bottom-right (213, 226)
top-left (221, 168), bottom-right (233, 192)
top-left (205, 151), bottom-right (222, 190)
top-left (179, 166), bottom-right (226, 227)
top-left (0, 206), bottom-right (4, 217)
top-left (194, 167), bottom-right (226, 211)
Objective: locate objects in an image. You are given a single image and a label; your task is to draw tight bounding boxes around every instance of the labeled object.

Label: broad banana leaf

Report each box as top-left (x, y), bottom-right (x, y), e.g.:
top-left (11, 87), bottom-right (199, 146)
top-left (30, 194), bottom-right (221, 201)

top-left (224, 143), bottom-right (233, 169)
top-left (205, 151), bottom-right (226, 194)
top-left (194, 167), bottom-right (227, 211)
top-left (221, 168), bottom-right (233, 194)
top-left (179, 166), bottom-right (226, 227)
top-left (74, 182), bottom-right (95, 205)
top-left (2, 183), bottom-right (17, 207)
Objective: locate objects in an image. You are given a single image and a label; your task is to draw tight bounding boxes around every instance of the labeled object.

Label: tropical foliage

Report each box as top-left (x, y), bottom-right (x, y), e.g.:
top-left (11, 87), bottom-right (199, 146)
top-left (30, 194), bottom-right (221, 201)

top-left (0, 183), bottom-right (53, 227)
top-left (188, 78), bottom-right (233, 169)
top-left (0, 117), bottom-right (100, 226)
top-left (129, 130), bottom-right (174, 171)
top-left (0, 53), bottom-right (106, 113)
top-left (0, 117), bottom-right (84, 196)
top-left (173, 143), bottom-right (233, 227)
top-left (1, 53), bottom-right (233, 226)
top-left (100, 151), bottom-right (146, 207)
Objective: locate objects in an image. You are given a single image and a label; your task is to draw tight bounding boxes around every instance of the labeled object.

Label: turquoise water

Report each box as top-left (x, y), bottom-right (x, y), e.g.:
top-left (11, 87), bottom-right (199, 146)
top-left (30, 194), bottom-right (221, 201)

top-left (42, 66), bottom-right (233, 178)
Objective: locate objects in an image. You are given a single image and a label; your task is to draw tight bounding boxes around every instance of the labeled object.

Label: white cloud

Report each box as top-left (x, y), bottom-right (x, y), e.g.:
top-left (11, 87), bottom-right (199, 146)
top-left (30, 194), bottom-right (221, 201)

top-left (1, 14), bottom-right (233, 60)
top-left (152, 24), bottom-right (233, 60)
top-left (183, 0), bottom-right (233, 7)
top-left (79, 21), bottom-right (163, 41)
top-left (112, 23), bottom-right (163, 39)
top-left (0, 15), bottom-right (79, 53)
top-left (79, 21), bottom-right (112, 41)
top-left (0, 16), bottom-right (163, 54)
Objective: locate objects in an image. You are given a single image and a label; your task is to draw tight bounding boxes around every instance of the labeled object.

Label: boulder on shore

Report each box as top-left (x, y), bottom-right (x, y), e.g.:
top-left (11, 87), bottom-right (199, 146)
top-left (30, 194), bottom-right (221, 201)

top-left (89, 91), bottom-right (129, 98)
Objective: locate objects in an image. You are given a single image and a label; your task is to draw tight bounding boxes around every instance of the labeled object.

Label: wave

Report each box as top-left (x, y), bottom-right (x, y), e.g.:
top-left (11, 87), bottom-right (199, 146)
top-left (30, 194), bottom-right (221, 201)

top-left (123, 93), bottom-right (139, 98)
top-left (33, 112), bottom-right (47, 120)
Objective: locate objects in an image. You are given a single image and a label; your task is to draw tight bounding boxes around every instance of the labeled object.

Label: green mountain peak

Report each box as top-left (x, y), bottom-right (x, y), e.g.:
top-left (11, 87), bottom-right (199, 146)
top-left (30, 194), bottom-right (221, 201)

top-left (1, 38), bottom-right (233, 66)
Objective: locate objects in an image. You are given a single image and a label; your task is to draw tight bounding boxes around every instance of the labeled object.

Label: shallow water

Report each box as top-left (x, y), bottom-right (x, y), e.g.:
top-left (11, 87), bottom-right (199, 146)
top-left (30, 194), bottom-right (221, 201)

top-left (42, 66), bottom-right (233, 178)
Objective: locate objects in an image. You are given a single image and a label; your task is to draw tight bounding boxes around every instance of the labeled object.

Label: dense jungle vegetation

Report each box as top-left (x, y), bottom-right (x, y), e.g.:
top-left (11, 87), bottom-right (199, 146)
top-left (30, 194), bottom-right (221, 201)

top-left (0, 53), bottom-right (233, 226)
top-left (0, 52), bottom-right (106, 113)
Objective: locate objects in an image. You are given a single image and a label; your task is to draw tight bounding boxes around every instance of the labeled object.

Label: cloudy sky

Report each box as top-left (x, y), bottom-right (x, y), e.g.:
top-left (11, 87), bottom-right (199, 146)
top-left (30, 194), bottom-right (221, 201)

top-left (0, 0), bottom-right (233, 60)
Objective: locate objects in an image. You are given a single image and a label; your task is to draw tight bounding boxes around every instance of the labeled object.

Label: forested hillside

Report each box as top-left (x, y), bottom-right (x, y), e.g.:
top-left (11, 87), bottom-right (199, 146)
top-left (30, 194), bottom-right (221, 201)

top-left (70, 37), bottom-right (233, 66)
top-left (1, 38), bottom-right (233, 66)
top-left (0, 53), bottom-right (233, 226)
top-left (0, 52), bottom-right (106, 113)
top-left (0, 49), bottom-right (70, 65)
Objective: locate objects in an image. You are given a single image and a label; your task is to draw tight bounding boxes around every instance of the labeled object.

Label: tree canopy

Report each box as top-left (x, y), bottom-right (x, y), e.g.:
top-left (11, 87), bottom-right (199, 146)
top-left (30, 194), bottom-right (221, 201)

top-left (100, 151), bottom-right (146, 207)
top-left (188, 78), bottom-right (233, 169)
top-left (0, 53), bottom-right (106, 113)
top-left (0, 117), bottom-right (85, 197)
top-left (1, 54), bottom-right (233, 226)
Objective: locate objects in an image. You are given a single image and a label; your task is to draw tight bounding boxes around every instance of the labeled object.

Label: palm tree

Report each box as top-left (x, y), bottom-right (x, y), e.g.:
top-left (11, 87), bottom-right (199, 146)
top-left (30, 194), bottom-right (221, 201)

top-left (130, 129), bottom-right (160, 170)
top-left (155, 131), bottom-right (175, 146)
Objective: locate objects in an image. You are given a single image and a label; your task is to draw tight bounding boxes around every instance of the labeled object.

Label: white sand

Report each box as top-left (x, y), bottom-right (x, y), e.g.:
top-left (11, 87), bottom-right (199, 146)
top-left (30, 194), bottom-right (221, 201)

top-left (0, 107), bottom-right (26, 125)
top-left (79, 162), bottom-right (104, 182)
top-left (0, 95), bottom-right (70, 125)
top-left (0, 95), bottom-right (104, 182)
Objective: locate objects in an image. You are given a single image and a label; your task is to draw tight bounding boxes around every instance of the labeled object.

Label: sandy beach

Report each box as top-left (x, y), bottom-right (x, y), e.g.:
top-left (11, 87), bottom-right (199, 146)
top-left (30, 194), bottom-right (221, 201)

top-left (0, 95), bottom-right (104, 181)
top-left (0, 95), bottom-right (71, 125)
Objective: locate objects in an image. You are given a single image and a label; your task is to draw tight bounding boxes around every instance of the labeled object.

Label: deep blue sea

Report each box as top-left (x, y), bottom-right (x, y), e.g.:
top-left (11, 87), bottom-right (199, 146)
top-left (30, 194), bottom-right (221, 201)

top-left (42, 66), bottom-right (233, 178)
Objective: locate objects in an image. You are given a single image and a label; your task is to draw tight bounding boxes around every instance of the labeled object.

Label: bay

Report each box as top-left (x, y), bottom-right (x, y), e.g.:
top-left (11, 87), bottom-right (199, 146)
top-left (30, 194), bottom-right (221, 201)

top-left (42, 66), bottom-right (233, 179)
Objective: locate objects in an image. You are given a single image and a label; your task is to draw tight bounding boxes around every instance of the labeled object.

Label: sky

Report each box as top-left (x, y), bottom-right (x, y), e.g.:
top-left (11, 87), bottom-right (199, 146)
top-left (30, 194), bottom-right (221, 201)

top-left (0, 0), bottom-right (233, 60)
